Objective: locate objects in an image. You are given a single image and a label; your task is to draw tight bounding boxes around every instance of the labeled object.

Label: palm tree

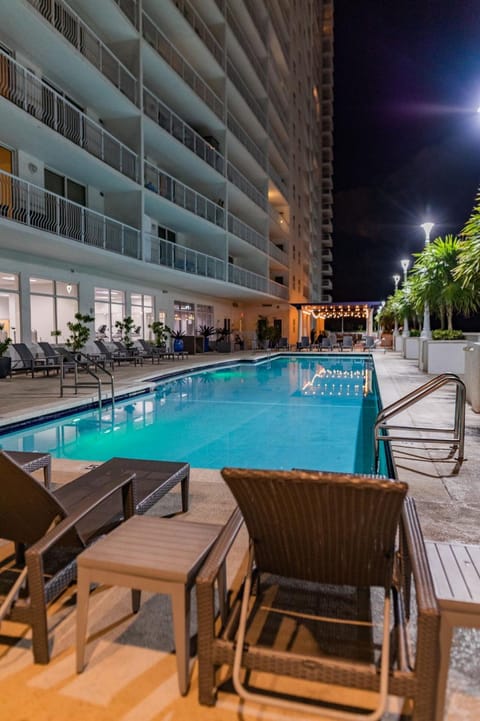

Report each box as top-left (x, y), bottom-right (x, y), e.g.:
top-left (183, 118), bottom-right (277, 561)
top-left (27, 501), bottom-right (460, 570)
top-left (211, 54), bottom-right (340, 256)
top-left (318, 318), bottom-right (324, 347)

top-left (412, 235), bottom-right (478, 331)
top-left (455, 191), bottom-right (480, 292)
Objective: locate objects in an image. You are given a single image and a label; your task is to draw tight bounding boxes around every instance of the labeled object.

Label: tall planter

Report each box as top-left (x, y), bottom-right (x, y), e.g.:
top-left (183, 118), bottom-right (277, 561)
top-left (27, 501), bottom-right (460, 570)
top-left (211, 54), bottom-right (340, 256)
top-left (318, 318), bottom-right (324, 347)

top-left (0, 356), bottom-right (11, 378)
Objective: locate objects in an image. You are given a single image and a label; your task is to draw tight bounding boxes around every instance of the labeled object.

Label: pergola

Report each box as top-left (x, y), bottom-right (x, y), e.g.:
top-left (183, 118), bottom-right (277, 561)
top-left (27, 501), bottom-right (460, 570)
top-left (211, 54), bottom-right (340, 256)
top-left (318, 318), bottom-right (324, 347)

top-left (292, 302), bottom-right (382, 342)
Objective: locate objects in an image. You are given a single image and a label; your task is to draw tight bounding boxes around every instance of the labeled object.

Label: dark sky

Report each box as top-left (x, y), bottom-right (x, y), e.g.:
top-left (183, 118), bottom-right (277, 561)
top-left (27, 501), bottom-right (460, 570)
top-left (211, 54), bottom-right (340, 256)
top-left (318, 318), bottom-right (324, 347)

top-left (333, 0), bottom-right (480, 302)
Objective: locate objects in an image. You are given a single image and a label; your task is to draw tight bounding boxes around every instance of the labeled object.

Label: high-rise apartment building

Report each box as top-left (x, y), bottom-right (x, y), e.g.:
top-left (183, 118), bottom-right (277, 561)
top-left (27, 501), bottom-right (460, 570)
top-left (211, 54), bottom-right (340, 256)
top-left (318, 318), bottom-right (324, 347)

top-left (0, 0), bottom-right (333, 348)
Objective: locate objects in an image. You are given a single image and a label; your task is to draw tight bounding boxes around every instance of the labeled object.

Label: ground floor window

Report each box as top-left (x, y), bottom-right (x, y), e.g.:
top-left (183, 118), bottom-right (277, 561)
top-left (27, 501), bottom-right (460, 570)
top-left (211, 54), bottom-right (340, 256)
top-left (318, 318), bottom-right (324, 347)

top-left (131, 293), bottom-right (153, 339)
top-left (94, 288), bottom-right (125, 340)
top-left (0, 272), bottom-right (20, 341)
top-left (173, 301), bottom-right (195, 334)
top-left (30, 277), bottom-right (78, 343)
top-left (196, 304), bottom-right (214, 330)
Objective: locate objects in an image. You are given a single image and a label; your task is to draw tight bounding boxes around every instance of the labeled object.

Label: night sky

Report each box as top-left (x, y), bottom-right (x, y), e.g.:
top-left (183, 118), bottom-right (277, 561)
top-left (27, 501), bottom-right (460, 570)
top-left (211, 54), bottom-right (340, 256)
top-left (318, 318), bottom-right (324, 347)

top-left (333, 0), bottom-right (480, 302)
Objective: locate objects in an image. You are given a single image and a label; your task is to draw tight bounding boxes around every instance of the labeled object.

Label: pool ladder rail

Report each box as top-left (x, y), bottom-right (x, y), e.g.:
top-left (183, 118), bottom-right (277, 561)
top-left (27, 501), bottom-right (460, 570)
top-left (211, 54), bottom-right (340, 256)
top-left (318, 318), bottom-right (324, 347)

top-left (374, 373), bottom-right (466, 474)
top-left (59, 352), bottom-right (115, 410)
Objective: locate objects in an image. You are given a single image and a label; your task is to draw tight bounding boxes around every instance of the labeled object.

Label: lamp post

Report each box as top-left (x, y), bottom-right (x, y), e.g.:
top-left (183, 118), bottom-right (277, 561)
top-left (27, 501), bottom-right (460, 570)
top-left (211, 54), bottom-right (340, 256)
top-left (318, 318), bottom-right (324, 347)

top-left (400, 259), bottom-right (410, 337)
top-left (392, 274), bottom-right (400, 336)
top-left (420, 221), bottom-right (434, 339)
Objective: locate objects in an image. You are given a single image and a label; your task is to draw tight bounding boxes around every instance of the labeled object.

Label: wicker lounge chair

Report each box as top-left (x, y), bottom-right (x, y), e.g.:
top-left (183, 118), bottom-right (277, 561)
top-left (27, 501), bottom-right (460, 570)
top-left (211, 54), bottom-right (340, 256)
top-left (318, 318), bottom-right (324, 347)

top-left (0, 453), bottom-right (190, 664)
top-left (196, 468), bottom-right (440, 721)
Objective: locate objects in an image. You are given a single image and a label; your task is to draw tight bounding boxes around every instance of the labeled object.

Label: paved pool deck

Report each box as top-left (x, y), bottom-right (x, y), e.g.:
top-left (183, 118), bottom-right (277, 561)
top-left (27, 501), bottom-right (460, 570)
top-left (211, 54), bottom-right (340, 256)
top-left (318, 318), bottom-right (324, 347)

top-left (0, 348), bottom-right (478, 720)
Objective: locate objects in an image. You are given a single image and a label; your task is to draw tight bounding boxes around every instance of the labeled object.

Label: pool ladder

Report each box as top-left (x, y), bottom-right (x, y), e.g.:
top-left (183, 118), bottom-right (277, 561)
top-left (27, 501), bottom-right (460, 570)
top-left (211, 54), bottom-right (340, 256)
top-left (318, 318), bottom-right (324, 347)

top-left (59, 353), bottom-right (115, 410)
top-left (374, 373), bottom-right (466, 473)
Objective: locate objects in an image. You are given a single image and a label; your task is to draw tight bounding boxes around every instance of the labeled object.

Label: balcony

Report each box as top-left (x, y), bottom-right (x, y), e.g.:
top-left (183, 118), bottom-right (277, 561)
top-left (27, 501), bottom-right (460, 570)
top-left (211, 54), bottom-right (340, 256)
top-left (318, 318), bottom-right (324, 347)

top-left (113, 0), bottom-right (138, 27)
top-left (228, 213), bottom-right (267, 252)
top-left (0, 51), bottom-right (138, 182)
top-left (0, 169), bottom-right (140, 258)
top-left (226, 7), bottom-right (266, 86)
top-left (269, 242), bottom-right (288, 265)
top-left (227, 113), bottom-right (267, 170)
top-left (142, 12), bottom-right (224, 120)
top-left (268, 165), bottom-right (288, 198)
top-left (27, 0), bottom-right (137, 103)
top-left (269, 206), bottom-right (289, 231)
top-left (228, 263), bottom-right (268, 293)
top-left (144, 161), bottom-right (225, 228)
top-left (227, 162), bottom-right (267, 210)
top-left (269, 278), bottom-right (289, 299)
top-left (173, 0), bottom-right (224, 66)
top-left (146, 233), bottom-right (225, 280)
top-left (143, 88), bottom-right (224, 174)
top-left (227, 60), bottom-right (267, 129)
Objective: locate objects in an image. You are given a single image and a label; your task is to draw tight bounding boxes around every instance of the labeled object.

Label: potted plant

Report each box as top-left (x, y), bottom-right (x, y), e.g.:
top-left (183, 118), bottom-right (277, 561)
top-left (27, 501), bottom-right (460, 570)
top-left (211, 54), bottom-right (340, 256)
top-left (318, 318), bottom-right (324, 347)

top-left (115, 316), bottom-right (139, 351)
top-left (198, 324), bottom-right (215, 352)
top-left (215, 326), bottom-right (231, 353)
top-left (167, 327), bottom-right (186, 353)
top-left (148, 321), bottom-right (168, 348)
top-left (0, 323), bottom-right (12, 378)
top-left (65, 312), bottom-right (95, 354)
top-left (51, 329), bottom-right (62, 344)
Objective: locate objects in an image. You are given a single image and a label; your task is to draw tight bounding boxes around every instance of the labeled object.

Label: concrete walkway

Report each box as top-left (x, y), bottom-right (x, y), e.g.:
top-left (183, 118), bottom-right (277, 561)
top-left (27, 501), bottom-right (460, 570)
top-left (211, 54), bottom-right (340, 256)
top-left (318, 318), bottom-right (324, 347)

top-left (0, 349), bottom-right (478, 720)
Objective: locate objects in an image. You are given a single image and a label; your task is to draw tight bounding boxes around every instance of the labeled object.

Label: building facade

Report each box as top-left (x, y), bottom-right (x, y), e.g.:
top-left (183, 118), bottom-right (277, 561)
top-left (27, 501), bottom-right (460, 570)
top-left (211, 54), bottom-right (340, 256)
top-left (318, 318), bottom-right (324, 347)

top-left (0, 0), bottom-right (333, 349)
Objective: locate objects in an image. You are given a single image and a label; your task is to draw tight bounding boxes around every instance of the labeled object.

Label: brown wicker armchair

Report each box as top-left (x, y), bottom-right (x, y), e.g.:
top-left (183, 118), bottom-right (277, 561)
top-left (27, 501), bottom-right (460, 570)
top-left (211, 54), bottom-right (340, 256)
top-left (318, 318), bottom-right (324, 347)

top-left (196, 468), bottom-right (440, 721)
top-left (0, 452), bottom-right (136, 664)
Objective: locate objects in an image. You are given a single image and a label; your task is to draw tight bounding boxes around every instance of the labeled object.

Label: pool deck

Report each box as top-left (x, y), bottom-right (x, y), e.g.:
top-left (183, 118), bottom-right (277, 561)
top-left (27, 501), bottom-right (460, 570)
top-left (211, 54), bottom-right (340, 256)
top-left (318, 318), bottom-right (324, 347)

top-left (0, 349), bottom-right (478, 720)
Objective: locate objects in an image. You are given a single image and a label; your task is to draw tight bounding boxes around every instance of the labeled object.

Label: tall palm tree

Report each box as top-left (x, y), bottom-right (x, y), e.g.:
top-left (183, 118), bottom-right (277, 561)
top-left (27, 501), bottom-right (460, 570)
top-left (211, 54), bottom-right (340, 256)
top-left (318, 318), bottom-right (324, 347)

top-left (455, 191), bottom-right (480, 292)
top-left (412, 235), bottom-right (478, 331)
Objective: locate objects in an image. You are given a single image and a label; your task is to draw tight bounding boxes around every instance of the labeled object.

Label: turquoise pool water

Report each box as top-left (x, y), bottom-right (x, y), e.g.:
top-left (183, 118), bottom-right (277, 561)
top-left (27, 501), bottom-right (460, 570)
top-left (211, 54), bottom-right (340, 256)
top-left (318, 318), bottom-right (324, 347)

top-left (0, 355), bottom-right (381, 473)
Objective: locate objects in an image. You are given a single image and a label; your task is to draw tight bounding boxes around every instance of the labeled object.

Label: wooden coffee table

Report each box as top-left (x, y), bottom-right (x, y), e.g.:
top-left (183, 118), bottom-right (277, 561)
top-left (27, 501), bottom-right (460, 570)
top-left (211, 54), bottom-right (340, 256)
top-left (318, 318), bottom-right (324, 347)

top-left (76, 515), bottom-right (224, 695)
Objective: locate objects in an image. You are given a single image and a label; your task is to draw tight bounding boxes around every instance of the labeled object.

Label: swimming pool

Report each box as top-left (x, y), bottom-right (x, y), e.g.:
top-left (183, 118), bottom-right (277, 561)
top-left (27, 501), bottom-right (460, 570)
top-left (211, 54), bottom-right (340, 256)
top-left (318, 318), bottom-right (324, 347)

top-left (0, 355), bottom-right (382, 473)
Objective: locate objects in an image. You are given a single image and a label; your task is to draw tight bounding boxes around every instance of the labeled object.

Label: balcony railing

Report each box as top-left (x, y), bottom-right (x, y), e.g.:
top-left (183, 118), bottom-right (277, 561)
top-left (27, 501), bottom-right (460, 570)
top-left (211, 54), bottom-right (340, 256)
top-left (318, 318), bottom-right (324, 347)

top-left (227, 113), bottom-right (267, 169)
top-left (265, 0), bottom-right (289, 60)
top-left (226, 7), bottom-right (266, 85)
top-left (173, 0), bottom-right (224, 66)
top-left (227, 60), bottom-right (267, 128)
top-left (269, 165), bottom-right (288, 197)
top-left (0, 169), bottom-right (140, 258)
top-left (268, 122), bottom-right (287, 156)
top-left (146, 233), bottom-right (225, 280)
top-left (228, 213), bottom-right (267, 252)
top-left (144, 161), bottom-right (225, 228)
top-left (27, 0), bottom-right (137, 103)
top-left (0, 51), bottom-right (138, 182)
top-left (143, 88), bottom-right (224, 174)
top-left (228, 263), bottom-right (268, 293)
top-left (143, 12), bottom-right (224, 119)
top-left (270, 279), bottom-right (289, 299)
top-left (268, 81), bottom-right (289, 128)
top-left (113, 0), bottom-right (138, 27)
top-left (227, 161), bottom-right (267, 210)
top-left (269, 242), bottom-right (288, 265)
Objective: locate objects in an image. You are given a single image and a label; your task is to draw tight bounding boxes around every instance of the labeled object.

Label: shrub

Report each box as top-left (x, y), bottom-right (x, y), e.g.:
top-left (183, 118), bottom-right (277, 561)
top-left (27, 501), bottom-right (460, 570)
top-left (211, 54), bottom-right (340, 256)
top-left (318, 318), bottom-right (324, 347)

top-left (409, 329), bottom-right (421, 337)
top-left (431, 329), bottom-right (464, 341)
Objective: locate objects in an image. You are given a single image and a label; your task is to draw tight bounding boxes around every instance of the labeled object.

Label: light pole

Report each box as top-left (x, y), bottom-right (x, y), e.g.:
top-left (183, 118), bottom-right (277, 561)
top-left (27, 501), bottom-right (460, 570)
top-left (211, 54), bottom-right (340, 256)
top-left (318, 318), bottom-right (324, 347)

top-left (420, 221), bottom-right (434, 339)
top-left (400, 259), bottom-right (410, 337)
top-left (392, 274), bottom-right (400, 336)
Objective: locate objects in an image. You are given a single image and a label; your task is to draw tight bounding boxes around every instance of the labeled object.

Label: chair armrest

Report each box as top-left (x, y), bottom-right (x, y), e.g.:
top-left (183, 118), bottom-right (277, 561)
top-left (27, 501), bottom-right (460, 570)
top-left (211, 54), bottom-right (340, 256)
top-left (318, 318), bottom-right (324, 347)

top-left (400, 496), bottom-right (438, 615)
top-left (196, 506), bottom-right (244, 588)
top-left (25, 471), bottom-right (136, 560)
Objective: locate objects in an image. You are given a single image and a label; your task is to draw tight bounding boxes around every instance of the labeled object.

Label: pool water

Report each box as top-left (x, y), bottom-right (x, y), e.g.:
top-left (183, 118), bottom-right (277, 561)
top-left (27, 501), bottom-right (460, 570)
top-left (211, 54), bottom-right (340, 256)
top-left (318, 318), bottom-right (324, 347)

top-left (0, 356), bottom-right (381, 473)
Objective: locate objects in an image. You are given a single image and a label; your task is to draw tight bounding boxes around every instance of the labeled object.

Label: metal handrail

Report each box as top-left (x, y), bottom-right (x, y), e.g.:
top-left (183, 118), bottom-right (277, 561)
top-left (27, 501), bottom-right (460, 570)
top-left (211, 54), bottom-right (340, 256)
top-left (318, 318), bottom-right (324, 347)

top-left (59, 353), bottom-right (115, 410)
top-left (374, 373), bottom-right (466, 472)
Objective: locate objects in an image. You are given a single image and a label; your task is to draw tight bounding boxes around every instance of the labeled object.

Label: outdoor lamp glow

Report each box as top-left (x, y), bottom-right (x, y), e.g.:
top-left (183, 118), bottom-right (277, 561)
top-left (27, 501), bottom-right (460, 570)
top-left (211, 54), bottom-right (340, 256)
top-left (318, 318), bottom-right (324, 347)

top-left (400, 259), bottom-right (410, 337)
top-left (420, 222), bottom-right (434, 338)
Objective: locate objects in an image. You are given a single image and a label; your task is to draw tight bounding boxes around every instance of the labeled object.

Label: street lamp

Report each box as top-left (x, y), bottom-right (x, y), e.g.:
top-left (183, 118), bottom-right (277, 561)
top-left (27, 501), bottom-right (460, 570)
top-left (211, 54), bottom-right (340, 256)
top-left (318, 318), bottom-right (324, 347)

top-left (393, 274), bottom-right (400, 337)
top-left (400, 259), bottom-right (410, 337)
top-left (420, 222), bottom-right (434, 339)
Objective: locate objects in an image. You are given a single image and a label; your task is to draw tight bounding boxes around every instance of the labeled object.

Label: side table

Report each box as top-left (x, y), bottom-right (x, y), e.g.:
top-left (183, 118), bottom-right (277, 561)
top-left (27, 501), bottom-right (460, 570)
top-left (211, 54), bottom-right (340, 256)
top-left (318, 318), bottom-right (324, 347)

top-left (76, 515), bottom-right (225, 695)
top-left (425, 541), bottom-right (480, 721)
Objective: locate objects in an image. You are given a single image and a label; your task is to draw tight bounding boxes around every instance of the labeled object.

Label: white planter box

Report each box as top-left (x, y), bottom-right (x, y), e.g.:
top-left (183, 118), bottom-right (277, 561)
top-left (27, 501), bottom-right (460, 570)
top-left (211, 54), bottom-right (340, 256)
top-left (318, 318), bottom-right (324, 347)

top-left (464, 343), bottom-right (480, 412)
top-left (404, 336), bottom-right (420, 360)
top-left (394, 334), bottom-right (403, 352)
top-left (424, 340), bottom-right (468, 375)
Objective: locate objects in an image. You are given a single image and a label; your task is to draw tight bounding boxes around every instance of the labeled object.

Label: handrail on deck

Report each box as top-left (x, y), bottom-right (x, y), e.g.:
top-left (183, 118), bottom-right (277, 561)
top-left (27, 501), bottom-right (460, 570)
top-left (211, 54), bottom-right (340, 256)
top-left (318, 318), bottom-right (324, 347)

top-left (374, 373), bottom-right (466, 472)
top-left (59, 353), bottom-right (115, 410)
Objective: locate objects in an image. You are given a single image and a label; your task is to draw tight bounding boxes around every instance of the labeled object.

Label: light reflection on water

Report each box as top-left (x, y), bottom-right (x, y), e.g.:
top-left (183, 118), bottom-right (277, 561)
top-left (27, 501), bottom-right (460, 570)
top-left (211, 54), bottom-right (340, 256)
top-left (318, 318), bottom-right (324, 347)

top-left (0, 356), bottom-right (380, 473)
